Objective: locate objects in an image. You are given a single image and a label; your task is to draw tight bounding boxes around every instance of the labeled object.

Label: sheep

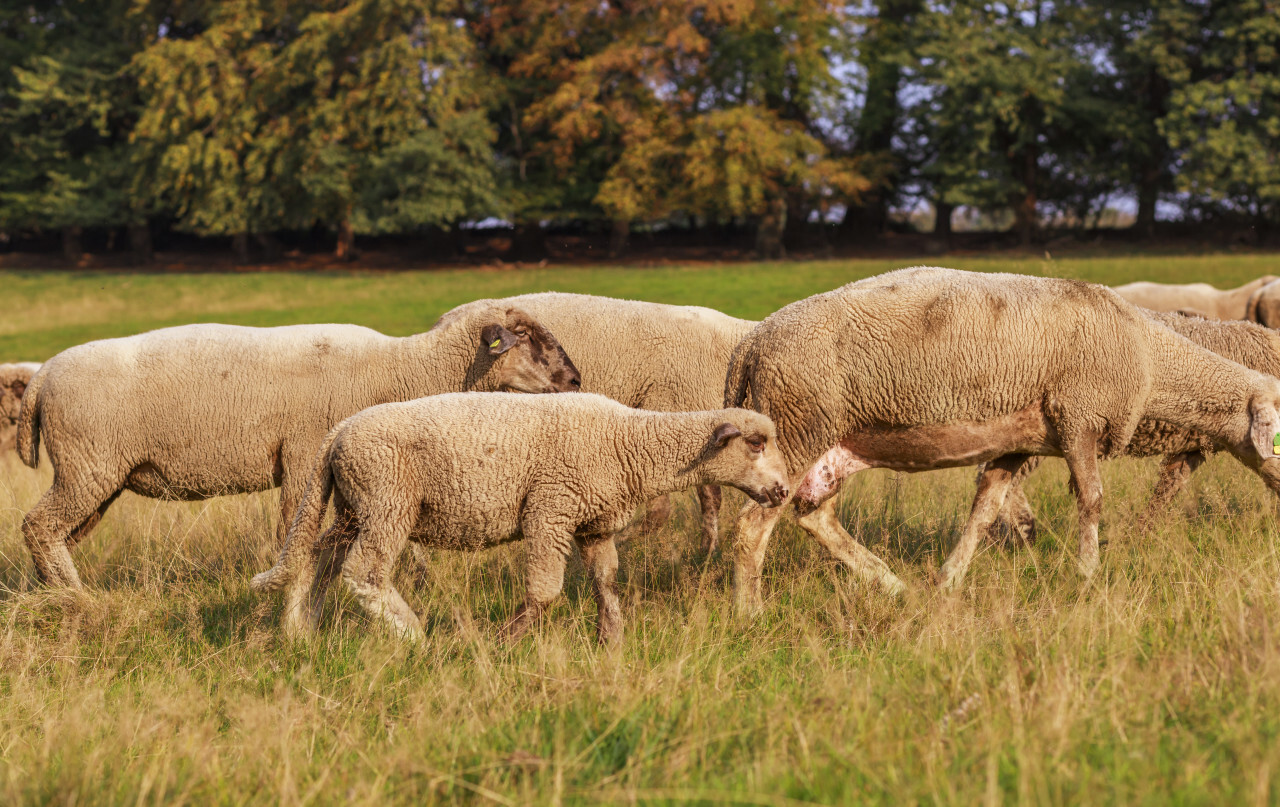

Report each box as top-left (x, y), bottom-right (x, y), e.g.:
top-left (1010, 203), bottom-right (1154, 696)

top-left (1, 362), bottom-right (40, 454)
top-left (985, 310), bottom-right (1280, 543)
top-left (1244, 278), bottom-right (1280, 327)
top-left (440, 292), bottom-right (757, 551)
top-left (17, 305), bottom-right (581, 589)
top-left (249, 392), bottom-right (789, 644)
top-left (1112, 276), bottom-right (1277, 320)
top-left (724, 267), bottom-right (1280, 614)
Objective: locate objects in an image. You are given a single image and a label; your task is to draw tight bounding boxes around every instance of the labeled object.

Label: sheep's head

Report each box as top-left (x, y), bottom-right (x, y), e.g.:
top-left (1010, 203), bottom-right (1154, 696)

top-left (476, 307), bottom-right (581, 394)
top-left (698, 411), bottom-right (789, 507)
top-left (1247, 383), bottom-right (1280, 463)
top-left (1246, 279), bottom-right (1280, 327)
top-left (0, 364), bottom-right (36, 452)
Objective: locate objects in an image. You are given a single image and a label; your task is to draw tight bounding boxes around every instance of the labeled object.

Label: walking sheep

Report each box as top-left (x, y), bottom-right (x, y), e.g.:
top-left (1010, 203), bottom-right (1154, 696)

top-left (250, 393), bottom-right (789, 644)
top-left (725, 267), bottom-right (1280, 614)
top-left (442, 292), bottom-right (757, 550)
top-left (986, 310), bottom-right (1280, 543)
top-left (1113, 276), bottom-right (1277, 320)
top-left (17, 306), bottom-right (580, 588)
top-left (1, 362), bottom-right (40, 453)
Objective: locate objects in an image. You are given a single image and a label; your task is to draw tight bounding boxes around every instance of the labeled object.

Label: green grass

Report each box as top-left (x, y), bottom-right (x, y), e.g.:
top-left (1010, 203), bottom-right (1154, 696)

top-left (3, 253), bottom-right (1280, 805)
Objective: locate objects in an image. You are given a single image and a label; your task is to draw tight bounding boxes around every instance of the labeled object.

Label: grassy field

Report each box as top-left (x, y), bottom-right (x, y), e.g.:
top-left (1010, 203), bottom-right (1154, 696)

top-left (3, 253), bottom-right (1280, 804)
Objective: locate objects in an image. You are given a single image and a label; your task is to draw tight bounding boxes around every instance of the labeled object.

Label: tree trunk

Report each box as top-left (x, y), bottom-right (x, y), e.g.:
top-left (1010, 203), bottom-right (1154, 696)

top-left (509, 221), bottom-right (546, 261)
top-left (1136, 178), bottom-right (1158, 239)
top-left (335, 218), bottom-right (356, 260)
top-left (934, 201), bottom-right (954, 239)
top-left (755, 198), bottom-right (787, 260)
top-left (1013, 146), bottom-right (1038, 247)
top-left (128, 222), bottom-right (153, 265)
top-left (62, 225), bottom-right (83, 263)
top-left (232, 232), bottom-right (251, 264)
top-left (608, 219), bottom-right (630, 258)
top-left (255, 232), bottom-right (283, 262)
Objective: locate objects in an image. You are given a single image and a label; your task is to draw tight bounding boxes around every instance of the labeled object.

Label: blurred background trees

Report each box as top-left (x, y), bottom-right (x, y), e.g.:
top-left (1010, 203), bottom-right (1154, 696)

top-left (0, 0), bottom-right (1276, 262)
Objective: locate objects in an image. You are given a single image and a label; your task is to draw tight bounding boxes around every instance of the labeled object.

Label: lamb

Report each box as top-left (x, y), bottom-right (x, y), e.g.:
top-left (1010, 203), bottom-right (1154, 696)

top-left (17, 306), bottom-right (580, 588)
top-left (441, 292), bottom-right (757, 551)
top-left (724, 267), bottom-right (1280, 614)
top-left (987, 310), bottom-right (1280, 542)
top-left (1112, 276), bottom-right (1277, 320)
top-left (1, 362), bottom-right (40, 453)
top-left (249, 392), bottom-right (789, 644)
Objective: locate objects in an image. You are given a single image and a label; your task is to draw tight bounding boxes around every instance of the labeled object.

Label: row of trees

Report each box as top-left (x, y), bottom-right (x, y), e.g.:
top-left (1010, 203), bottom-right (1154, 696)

top-left (1, 0), bottom-right (1278, 262)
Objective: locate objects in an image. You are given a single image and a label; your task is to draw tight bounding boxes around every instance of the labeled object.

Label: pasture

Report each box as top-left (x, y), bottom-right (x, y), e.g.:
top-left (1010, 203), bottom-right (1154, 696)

top-left (3, 253), bottom-right (1280, 805)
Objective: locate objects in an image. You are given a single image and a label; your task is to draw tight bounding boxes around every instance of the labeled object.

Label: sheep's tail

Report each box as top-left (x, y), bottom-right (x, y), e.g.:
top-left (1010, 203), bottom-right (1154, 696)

top-left (723, 338), bottom-right (756, 410)
top-left (250, 425), bottom-right (341, 594)
top-left (15, 365), bottom-right (48, 468)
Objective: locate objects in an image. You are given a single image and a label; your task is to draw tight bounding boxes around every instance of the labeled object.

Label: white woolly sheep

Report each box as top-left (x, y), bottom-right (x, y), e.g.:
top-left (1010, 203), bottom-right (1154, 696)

top-left (442, 292), bottom-right (757, 551)
top-left (724, 267), bottom-right (1280, 613)
top-left (17, 306), bottom-right (580, 588)
top-left (0, 362), bottom-right (40, 454)
top-left (250, 392), bottom-right (789, 644)
top-left (1113, 276), bottom-right (1277, 320)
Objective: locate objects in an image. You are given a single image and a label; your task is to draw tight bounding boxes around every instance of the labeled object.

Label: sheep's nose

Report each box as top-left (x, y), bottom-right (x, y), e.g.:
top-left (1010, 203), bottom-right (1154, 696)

top-left (570, 377), bottom-right (581, 388)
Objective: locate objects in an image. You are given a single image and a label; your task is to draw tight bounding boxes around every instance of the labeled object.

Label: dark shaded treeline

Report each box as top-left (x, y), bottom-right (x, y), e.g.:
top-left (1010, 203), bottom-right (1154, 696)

top-left (1, 0), bottom-right (1277, 265)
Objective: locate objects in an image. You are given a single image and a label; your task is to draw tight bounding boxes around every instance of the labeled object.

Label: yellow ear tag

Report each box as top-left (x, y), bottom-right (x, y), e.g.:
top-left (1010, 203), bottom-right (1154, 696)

top-left (1273, 433), bottom-right (1279, 456)
top-left (490, 339), bottom-right (502, 349)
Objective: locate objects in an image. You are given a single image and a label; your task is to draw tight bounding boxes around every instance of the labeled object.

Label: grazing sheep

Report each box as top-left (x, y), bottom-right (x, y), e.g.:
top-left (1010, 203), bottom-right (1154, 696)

top-left (1113, 276), bottom-right (1277, 320)
top-left (250, 392), bottom-right (789, 644)
top-left (1245, 279), bottom-right (1280, 327)
top-left (986, 310), bottom-right (1280, 542)
top-left (725, 267), bottom-right (1280, 614)
top-left (442, 292), bottom-right (757, 551)
top-left (17, 306), bottom-right (580, 588)
top-left (1, 362), bottom-right (40, 453)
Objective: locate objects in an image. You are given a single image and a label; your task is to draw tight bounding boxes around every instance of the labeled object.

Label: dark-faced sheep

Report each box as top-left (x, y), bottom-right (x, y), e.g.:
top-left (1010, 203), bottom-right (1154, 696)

top-left (724, 267), bottom-right (1280, 613)
top-left (17, 306), bottom-right (580, 588)
top-left (251, 393), bottom-right (789, 644)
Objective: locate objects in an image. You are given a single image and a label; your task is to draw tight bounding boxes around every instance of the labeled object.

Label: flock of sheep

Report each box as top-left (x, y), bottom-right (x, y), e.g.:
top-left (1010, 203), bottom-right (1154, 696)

top-left (4, 267), bottom-right (1280, 645)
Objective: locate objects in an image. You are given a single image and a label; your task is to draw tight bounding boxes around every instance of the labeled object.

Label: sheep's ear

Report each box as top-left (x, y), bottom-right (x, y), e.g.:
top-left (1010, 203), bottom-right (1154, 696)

top-left (481, 324), bottom-right (518, 355)
top-left (1248, 397), bottom-right (1280, 459)
top-left (712, 422), bottom-right (742, 449)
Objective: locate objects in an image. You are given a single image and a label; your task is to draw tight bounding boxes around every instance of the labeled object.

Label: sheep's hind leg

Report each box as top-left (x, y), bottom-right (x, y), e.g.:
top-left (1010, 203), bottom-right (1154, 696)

top-left (577, 536), bottom-right (622, 646)
top-left (1136, 451), bottom-right (1206, 531)
top-left (796, 496), bottom-right (906, 597)
top-left (340, 502), bottom-right (421, 640)
top-left (983, 456), bottom-right (1042, 547)
top-left (938, 454), bottom-right (1029, 591)
top-left (1063, 435), bottom-right (1104, 579)
top-left (698, 485), bottom-right (723, 553)
top-left (22, 480), bottom-right (121, 588)
top-left (500, 515), bottom-right (574, 642)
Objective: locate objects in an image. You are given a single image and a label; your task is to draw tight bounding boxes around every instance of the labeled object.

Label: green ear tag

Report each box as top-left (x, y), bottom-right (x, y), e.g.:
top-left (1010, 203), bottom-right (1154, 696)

top-left (490, 339), bottom-right (502, 349)
top-left (1273, 433), bottom-right (1280, 456)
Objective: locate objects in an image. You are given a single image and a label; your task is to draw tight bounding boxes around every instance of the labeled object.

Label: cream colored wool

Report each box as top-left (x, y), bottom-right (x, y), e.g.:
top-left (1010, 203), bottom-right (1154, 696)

top-left (17, 305), bottom-right (580, 588)
top-left (251, 392), bottom-right (788, 644)
top-left (0, 362), bottom-right (40, 453)
top-left (1244, 279), bottom-right (1280, 327)
top-left (725, 267), bottom-right (1280, 613)
top-left (442, 292), bottom-right (757, 550)
top-left (989, 309), bottom-right (1280, 541)
top-left (1113, 276), bottom-right (1277, 320)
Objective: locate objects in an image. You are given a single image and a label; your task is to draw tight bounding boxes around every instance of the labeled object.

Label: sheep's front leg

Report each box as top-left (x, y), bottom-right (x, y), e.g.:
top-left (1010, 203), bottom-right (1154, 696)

top-left (500, 515), bottom-right (574, 642)
top-left (577, 536), bottom-right (623, 646)
top-left (1063, 436), bottom-right (1104, 579)
top-left (733, 499), bottom-right (788, 617)
top-left (938, 453), bottom-right (1029, 590)
top-left (1136, 451), bottom-right (1206, 531)
top-left (698, 485), bottom-right (723, 553)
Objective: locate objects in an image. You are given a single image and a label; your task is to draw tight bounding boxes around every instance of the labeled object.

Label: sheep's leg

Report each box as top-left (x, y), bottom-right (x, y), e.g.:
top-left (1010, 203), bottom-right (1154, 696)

top-left (733, 499), bottom-right (788, 617)
top-left (275, 445), bottom-right (313, 549)
top-left (983, 457), bottom-right (1041, 547)
top-left (698, 485), bottom-right (723, 553)
top-left (340, 502), bottom-right (421, 640)
top-left (1063, 436), bottom-right (1104, 579)
top-left (938, 454), bottom-right (1029, 590)
top-left (795, 496), bottom-right (907, 596)
top-left (501, 517), bottom-right (574, 642)
top-left (22, 480), bottom-right (120, 588)
top-left (1136, 451), bottom-right (1206, 531)
top-left (284, 504), bottom-right (357, 636)
top-left (577, 536), bottom-right (623, 646)
top-left (66, 491), bottom-right (122, 547)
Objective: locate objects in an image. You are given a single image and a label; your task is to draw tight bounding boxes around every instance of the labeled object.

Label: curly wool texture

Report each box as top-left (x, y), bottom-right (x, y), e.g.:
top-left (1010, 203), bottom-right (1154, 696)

top-left (1113, 276), bottom-right (1277, 320)
top-left (0, 362), bottom-right (40, 453)
top-left (441, 292), bottom-right (758, 548)
top-left (252, 392), bottom-right (788, 643)
top-left (17, 305), bottom-right (579, 588)
top-left (725, 267), bottom-right (1280, 602)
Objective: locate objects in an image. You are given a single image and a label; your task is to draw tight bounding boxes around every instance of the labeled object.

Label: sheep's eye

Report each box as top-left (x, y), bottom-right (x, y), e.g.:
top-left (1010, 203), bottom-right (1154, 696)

top-left (745, 436), bottom-right (765, 452)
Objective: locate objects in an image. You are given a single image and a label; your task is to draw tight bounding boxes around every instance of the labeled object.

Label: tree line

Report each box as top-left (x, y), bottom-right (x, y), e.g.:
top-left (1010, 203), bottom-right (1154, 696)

top-left (1, 0), bottom-right (1277, 263)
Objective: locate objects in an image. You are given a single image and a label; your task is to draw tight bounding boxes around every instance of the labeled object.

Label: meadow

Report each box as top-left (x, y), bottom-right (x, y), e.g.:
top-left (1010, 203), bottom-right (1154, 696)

top-left (3, 252), bottom-right (1280, 805)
